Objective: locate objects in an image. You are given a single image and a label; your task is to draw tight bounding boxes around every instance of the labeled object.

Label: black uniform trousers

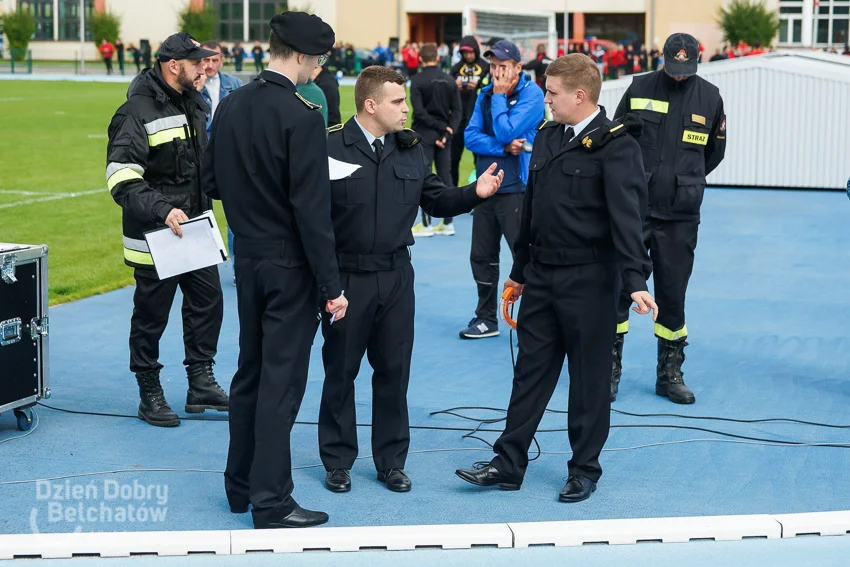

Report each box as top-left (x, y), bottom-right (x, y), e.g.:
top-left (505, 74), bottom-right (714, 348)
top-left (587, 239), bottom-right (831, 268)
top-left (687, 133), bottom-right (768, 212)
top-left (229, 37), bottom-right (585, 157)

top-left (421, 139), bottom-right (454, 226)
top-left (224, 257), bottom-right (319, 525)
top-left (129, 266), bottom-right (223, 374)
top-left (491, 260), bottom-right (619, 483)
top-left (616, 218), bottom-right (699, 338)
top-left (471, 192), bottom-right (524, 324)
top-left (319, 263), bottom-right (415, 472)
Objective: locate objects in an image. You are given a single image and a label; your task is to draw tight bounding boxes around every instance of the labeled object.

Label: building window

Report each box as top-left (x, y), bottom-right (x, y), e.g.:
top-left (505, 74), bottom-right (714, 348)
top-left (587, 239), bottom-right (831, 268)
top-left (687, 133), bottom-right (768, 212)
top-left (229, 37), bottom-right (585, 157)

top-left (778, 1), bottom-right (805, 45)
top-left (248, 1), bottom-right (282, 41)
top-left (214, 0), bottom-right (244, 41)
top-left (58, 0), bottom-right (94, 41)
top-left (214, 0), bottom-right (284, 42)
top-left (19, 0), bottom-right (53, 40)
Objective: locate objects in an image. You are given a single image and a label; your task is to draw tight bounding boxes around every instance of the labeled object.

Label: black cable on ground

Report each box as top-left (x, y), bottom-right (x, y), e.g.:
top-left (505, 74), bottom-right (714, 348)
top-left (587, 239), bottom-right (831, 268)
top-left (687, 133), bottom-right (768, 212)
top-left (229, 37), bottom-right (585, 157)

top-left (35, 402), bottom-right (850, 449)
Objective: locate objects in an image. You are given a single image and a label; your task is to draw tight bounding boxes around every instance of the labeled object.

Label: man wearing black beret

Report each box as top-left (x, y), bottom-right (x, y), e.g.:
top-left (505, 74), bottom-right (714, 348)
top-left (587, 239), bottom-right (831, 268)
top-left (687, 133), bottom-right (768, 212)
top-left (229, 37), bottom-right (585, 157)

top-left (202, 11), bottom-right (347, 530)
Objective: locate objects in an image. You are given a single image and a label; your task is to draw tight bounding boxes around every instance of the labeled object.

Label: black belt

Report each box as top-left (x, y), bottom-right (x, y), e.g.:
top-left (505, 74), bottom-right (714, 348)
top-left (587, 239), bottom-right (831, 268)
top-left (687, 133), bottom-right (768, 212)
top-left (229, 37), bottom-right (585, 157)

top-left (336, 250), bottom-right (410, 272)
top-left (529, 244), bottom-right (614, 266)
top-left (234, 237), bottom-right (306, 264)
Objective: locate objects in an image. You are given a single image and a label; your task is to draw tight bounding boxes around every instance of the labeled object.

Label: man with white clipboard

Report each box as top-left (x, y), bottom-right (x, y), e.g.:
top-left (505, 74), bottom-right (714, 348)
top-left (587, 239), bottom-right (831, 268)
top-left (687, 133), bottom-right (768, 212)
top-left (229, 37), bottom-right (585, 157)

top-left (105, 32), bottom-right (230, 429)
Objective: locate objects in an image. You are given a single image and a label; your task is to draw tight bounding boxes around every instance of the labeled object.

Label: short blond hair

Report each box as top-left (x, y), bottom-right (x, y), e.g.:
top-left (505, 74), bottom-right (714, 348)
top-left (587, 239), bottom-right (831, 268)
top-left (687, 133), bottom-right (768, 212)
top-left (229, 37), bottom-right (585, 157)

top-left (544, 53), bottom-right (602, 103)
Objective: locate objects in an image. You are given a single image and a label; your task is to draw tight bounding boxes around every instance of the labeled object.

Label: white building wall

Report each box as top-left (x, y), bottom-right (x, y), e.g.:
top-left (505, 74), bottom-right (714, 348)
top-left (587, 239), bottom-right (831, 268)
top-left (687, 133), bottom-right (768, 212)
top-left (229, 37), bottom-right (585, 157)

top-left (599, 52), bottom-right (850, 190)
top-left (111, 0), bottom-right (187, 47)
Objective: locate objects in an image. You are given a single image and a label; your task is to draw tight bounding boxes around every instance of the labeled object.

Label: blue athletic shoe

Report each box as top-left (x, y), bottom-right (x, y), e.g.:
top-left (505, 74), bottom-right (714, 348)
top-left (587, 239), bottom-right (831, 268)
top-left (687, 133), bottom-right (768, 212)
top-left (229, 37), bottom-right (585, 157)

top-left (459, 318), bottom-right (500, 339)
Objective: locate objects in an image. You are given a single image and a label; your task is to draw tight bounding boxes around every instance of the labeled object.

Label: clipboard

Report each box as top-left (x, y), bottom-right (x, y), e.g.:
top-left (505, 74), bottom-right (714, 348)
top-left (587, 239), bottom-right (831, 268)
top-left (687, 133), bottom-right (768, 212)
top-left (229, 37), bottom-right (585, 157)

top-left (143, 212), bottom-right (227, 280)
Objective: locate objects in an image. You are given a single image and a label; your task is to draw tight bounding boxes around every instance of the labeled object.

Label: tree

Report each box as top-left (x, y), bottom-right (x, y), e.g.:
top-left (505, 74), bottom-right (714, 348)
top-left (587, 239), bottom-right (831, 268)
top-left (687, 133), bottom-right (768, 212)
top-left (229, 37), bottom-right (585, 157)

top-left (179, 4), bottom-right (216, 43)
top-left (92, 10), bottom-right (121, 46)
top-left (718, 0), bottom-right (781, 47)
top-left (3, 8), bottom-right (36, 61)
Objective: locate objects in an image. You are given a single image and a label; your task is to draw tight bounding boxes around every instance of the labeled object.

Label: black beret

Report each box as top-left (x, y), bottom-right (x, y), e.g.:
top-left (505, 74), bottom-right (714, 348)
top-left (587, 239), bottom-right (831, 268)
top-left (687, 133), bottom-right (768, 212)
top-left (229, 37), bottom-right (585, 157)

top-left (270, 12), bottom-right (335, 56)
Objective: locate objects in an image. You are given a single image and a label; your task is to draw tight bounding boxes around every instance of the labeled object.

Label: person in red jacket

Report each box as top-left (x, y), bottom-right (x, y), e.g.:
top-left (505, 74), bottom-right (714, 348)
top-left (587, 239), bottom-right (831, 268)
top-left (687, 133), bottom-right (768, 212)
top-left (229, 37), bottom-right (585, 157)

top-left (100, 39), bottom-right (115, 75)
top-left (404, 42), bottom-right (420, 77)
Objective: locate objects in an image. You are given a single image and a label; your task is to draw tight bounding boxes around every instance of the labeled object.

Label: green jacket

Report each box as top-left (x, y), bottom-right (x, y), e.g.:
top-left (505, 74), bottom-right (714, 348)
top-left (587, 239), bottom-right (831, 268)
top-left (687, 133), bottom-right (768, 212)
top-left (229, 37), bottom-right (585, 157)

top-left (296, 79), bottom-right (328, 126)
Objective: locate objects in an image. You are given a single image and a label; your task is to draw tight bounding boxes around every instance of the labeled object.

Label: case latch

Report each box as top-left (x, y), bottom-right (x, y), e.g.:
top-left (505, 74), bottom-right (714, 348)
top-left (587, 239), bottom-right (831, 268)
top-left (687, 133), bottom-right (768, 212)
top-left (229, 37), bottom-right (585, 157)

top-left (0, 318), bottom-right (22, 346)
top-left (30, 316), bottom-right (49, 339)
top-left (1, 254), bottom-right (17, 284)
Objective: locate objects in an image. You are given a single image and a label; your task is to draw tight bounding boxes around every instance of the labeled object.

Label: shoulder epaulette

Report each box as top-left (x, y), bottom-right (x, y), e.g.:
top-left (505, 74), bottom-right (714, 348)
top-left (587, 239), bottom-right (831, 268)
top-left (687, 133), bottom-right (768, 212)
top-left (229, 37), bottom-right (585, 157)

top-left (295, 92), bottom-right (322, 111)
top-left (396, 128), bottom-right (422, 150)
top-left (536, 119), bottom-right (559, 131)
top-left (580, 117), bottom-right (639, 152)
top-left (326, 123), bottom-right (344, 134)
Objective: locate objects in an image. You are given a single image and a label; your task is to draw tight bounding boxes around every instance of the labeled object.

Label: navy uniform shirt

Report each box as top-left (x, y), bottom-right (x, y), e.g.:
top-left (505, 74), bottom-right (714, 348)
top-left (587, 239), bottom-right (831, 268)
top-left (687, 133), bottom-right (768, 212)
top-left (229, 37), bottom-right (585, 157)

top-left (327, 118), bottom-right (485, 257)
top-left (202, 69), bottom-right (341, 300)
top-left (509, 107), bottom-right (651, 295)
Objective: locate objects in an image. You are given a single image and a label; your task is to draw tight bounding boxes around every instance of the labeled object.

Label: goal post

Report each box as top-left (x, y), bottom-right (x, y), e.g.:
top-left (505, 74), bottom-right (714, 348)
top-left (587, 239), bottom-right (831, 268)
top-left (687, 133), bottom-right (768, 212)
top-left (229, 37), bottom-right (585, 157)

top-left (461, 5), bottom-right (558, 67)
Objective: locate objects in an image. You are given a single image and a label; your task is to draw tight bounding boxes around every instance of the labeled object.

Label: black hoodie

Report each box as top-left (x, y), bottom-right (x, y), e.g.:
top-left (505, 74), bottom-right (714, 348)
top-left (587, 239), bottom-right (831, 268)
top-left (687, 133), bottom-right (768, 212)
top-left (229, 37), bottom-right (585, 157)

top-left (450, 35), bottom-right (491, 122)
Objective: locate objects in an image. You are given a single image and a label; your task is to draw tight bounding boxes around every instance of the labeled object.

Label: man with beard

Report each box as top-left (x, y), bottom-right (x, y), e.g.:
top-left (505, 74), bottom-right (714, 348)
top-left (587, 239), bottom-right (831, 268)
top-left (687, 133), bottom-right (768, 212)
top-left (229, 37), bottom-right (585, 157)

top-left (105, 33), bottom-right (229, 428)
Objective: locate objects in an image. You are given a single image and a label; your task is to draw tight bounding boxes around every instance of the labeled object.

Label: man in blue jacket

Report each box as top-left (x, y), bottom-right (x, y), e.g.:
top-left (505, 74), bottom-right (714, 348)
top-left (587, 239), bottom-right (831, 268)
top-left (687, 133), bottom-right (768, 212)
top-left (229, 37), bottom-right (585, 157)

top-left (459, 40), bottom-right (545, 339)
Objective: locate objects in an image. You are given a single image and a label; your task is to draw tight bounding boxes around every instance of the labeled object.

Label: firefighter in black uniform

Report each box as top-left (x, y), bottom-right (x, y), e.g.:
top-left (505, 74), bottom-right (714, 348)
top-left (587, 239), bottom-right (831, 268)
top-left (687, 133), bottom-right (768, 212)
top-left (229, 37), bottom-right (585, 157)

top-left (612, 33), bottom-right (727, 405)
top-left (456, 54), bottom-right (657, 502)
top-left (105, 33), bottom-right (229, 429)
top-left (202, 12), bottom-right (348, 530)
top-left (319, 66), bottom-right (504, 494)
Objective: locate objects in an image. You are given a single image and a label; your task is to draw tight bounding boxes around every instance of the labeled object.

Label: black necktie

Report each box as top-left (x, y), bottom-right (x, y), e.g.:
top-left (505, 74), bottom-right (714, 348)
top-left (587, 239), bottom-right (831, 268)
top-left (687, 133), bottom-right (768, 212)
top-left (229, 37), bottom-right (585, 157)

top-left (373, 139), bottom-right (383, 162)
top-left (562, 127), bottom-right (575, 148)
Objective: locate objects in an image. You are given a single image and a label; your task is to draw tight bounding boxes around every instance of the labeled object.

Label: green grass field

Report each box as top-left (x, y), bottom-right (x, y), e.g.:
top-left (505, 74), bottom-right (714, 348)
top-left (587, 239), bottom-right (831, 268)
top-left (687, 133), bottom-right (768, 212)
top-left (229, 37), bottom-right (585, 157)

top-left (0, 82), bottom-right (475, 305)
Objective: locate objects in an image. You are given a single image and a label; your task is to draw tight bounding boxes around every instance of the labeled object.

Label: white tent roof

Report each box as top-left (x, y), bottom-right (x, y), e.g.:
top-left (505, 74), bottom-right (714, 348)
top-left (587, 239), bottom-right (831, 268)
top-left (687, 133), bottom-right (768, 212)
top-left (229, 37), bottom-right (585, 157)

top-left (598, 51), bottom-right (850, 190)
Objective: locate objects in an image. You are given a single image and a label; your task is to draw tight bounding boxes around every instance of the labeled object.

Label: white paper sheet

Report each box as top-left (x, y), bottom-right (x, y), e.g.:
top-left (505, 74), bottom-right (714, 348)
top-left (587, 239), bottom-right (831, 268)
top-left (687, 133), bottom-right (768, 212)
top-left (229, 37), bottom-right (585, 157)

top-left (329, 157), bottom-right (361, 181)
top-left (144, 215), bottom-right (226, 280)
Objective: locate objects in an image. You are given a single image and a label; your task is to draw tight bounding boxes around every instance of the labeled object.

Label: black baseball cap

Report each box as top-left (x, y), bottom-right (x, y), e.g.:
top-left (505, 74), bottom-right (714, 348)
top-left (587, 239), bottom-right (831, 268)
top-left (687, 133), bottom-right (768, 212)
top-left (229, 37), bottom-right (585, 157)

top-left (270, 11), bottom-right (335, 56)
top-left (158, 32), bottom-right (218, 62)
top-left (483, 40), bottom-right (521, 62)
top-left (663, 33), bottom-right (699, 77)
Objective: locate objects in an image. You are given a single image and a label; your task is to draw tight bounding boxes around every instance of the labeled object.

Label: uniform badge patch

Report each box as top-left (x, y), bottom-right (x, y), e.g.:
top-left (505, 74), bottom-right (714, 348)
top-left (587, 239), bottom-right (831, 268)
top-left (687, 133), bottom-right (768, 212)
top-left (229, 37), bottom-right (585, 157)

top-left (675, 49), bottom-right (689, 62)
top-left (720, 118), bottom-right (726, 132)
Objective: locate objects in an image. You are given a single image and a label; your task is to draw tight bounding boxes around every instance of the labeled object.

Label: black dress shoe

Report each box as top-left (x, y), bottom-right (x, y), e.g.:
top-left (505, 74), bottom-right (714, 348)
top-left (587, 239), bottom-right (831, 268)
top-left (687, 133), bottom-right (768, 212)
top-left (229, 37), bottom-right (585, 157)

top-left (230, 502), bottom-right (249, 514)
top-left (325, 469), bottom-right (351, 493)
top-left (455, 463), bottom-right (521, 491)
top-left (254, 505), bottom-right (329, 529)
top-left (377, 469), bottom-right (411, 492)
top-left (559, 475), bottom-right (596, 503)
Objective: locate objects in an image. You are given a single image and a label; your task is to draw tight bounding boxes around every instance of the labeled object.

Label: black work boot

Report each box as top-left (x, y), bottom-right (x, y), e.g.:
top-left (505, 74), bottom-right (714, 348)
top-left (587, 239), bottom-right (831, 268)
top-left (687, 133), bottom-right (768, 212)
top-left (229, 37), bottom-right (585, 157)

top-left (656, 338), bottom-right (696, 404)
top-left (611, 333), bottom-right (625, 402)
top-left (185, 362), bottom-right (230, 413)
top-left (136, 370), bottom-right (180, 427)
